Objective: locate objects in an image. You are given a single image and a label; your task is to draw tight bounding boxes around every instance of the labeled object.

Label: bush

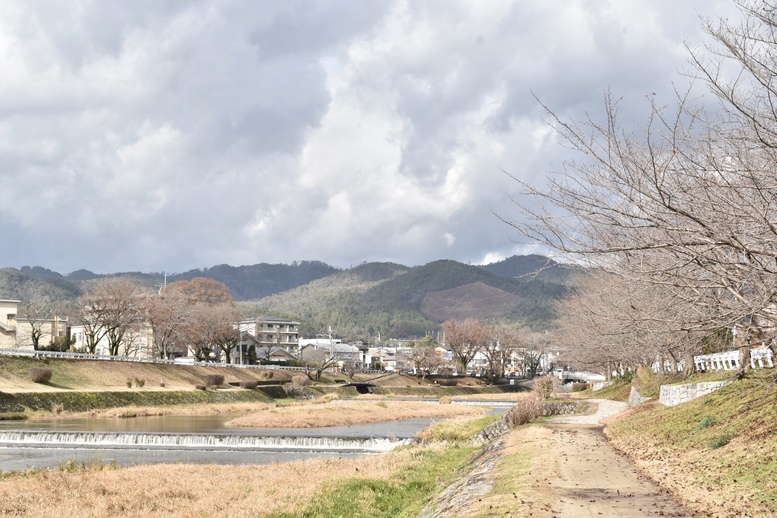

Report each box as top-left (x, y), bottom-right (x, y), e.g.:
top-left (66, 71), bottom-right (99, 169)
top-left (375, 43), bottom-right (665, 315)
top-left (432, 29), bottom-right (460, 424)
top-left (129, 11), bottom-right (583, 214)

top-left (30, 367), bottom-right (53, 384)
top-left (571, 382), bottom-right (589, 392)
top-left (283, 384), bottom-right (313, 399)
top-left (134, 378), bottom-right (145, 388)
top-left (291, 374), bottom-right (310, 387)
top-left (709, 433), bottom-right (736, 449)
top-left (239, 380), bottom-right (258, 389)
top-left (506, 393), bottom-right (544, 426)
top-left (699, 416), bottom-right (716, 429)
top-left (533, 376), bottom-right (560, 399)
top-left (284, 375), bottom-right (313, 399)
top-left (194, 384), bottom-right (207, 391)
top-left (202, 374), bottom-right (225, 388)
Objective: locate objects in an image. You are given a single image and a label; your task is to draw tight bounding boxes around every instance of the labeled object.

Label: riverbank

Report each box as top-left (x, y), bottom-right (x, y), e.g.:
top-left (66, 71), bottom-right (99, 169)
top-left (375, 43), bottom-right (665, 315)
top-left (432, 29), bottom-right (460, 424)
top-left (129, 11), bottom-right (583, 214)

top-left (0, 356), bottom-right (526, 416)
top-left (0, 406), bottom-right (499, 517)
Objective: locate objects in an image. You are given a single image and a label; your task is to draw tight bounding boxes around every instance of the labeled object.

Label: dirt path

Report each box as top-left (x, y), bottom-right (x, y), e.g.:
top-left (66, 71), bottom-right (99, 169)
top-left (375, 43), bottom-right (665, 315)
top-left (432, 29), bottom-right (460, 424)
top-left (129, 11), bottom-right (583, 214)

top-left (426, 400), bottom-right (692, 517)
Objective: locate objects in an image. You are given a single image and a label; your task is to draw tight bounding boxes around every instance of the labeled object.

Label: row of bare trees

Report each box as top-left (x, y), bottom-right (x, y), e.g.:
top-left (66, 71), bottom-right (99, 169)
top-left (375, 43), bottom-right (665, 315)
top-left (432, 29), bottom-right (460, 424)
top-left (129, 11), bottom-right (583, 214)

top-left (507, 0), bottom-right (777, 376)
top-left (72, 277), bottom-right (239, 361)
top-left (404, 319), bottom-right (553, 380)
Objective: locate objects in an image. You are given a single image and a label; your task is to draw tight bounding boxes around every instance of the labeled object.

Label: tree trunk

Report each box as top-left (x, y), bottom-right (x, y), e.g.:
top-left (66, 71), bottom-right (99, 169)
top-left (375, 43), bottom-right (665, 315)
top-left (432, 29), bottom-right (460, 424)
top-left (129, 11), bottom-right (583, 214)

top-left (737, 345), bottom-right (751, 379)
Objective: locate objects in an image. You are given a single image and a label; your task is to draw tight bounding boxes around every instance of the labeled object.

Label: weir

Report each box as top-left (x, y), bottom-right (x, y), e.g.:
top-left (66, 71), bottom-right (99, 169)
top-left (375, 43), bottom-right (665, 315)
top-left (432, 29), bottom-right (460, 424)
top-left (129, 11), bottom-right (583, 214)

top-left (0, 431), bottom-right (413, 453)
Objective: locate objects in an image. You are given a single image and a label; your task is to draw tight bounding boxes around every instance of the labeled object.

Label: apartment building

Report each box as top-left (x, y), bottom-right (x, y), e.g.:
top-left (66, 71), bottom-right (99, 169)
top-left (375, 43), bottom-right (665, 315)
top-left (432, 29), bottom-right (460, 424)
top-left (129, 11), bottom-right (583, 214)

top-left (237, 316), bottom-right (301, 356)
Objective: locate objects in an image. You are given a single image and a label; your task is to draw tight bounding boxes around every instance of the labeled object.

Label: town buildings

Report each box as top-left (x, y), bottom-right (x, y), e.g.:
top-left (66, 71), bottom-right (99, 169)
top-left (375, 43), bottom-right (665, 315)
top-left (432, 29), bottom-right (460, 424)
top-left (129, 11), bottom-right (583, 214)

top-left (0, 299), bottom-right (68, 350)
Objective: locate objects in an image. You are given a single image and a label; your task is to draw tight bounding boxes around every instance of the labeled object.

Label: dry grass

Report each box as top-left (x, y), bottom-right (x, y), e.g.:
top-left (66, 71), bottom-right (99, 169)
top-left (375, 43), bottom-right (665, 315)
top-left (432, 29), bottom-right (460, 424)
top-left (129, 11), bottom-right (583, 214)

top-left (0, 444), bottom-right (452, 518)
top-left (28, 401), bottom-right (279, 420)
top-left (443, 392), bottom-right (529, 401)
top-left (30, 398), bottom-right (486, 427)
top-left (0, 358), bottom-right (295, 393)
top-left (225, 399), bottom-right (485, 428)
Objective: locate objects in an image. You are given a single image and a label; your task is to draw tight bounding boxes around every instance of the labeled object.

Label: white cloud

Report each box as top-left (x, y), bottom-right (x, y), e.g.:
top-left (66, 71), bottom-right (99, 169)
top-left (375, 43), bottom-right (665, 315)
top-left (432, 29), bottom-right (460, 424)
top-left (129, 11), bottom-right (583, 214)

top-left (0, 0), bottom-right (743, 273)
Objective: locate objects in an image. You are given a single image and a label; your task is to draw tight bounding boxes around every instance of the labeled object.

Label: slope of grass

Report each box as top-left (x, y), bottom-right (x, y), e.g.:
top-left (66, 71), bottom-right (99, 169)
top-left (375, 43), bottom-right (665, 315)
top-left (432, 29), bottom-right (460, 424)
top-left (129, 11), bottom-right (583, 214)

top-left (606, 369), bottom-right (777, 516)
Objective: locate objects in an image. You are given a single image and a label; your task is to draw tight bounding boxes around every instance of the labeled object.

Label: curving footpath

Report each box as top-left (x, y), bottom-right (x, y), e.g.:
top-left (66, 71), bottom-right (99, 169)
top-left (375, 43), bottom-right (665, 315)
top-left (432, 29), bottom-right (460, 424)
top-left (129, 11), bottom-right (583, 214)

top-left (423, 399), bottom-right (691, 517)
top-left (518, 398), bottom-right (690, 517)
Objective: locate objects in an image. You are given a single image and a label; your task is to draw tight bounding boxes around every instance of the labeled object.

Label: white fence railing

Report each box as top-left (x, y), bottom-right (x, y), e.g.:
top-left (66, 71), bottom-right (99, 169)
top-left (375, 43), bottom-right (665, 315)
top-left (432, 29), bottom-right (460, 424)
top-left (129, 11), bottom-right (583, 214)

top-left (694, 346), bottom-right (774, 372)
top-left (0, 348), bottom-right (305, 370)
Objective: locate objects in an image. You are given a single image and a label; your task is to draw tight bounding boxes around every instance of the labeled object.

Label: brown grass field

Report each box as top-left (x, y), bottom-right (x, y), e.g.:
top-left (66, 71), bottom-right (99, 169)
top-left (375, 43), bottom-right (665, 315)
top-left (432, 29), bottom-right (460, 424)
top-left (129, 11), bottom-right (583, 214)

top-left (225, 399), bottom-right (485, 428)
top-left (0, 398), bottom-right (491, 517)
top-left (0, 445), bottom-right (451, 517)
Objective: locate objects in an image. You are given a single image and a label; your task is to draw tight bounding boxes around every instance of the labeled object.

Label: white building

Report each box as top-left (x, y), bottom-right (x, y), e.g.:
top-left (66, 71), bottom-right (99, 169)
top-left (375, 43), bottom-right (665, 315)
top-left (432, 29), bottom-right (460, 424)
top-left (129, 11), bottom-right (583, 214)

top-left (0, 299), bottom-right (68, 350)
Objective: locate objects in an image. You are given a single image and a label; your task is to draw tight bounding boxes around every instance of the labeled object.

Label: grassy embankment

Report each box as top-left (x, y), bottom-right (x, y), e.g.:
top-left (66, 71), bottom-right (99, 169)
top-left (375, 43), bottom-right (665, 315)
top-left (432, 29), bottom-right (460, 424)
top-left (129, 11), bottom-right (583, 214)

top-left (0, 356), bottom-right (525, 418)
top-left (604, 368), bottom-right (777, 517)
top-left (471, 368), bottom-right (777, 517)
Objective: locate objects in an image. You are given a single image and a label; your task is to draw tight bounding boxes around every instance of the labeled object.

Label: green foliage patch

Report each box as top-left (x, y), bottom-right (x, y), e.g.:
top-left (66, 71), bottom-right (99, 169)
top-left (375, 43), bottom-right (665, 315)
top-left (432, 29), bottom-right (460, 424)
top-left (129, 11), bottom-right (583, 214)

top-left (265, 444), bottom-right (478, 518)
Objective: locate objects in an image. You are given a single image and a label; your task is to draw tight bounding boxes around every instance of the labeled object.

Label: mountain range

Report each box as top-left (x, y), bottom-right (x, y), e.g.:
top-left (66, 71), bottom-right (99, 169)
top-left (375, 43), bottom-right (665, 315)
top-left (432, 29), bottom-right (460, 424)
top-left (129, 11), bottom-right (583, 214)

top-left (0, 255), bottom-right (582, 341)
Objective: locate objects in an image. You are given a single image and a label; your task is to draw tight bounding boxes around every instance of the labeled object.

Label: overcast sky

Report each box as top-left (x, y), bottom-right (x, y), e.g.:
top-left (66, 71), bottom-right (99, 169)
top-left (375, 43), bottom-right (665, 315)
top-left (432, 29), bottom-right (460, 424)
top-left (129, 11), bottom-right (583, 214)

top-left (0, 0), bottom-right (740, 275)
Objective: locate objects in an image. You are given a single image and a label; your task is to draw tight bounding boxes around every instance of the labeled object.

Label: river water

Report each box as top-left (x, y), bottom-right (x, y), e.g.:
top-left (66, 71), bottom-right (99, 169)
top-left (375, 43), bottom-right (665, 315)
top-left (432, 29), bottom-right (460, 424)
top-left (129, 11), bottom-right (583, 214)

top-left (0, 414), bottom-right (439, 472)
top-left (0, 400), bottom-right (511, 472)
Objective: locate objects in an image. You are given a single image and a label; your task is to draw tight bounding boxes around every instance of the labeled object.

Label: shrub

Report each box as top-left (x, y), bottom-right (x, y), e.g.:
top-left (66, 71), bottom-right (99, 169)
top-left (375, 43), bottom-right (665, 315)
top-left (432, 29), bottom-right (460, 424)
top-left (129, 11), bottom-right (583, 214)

top-left (202, 374), bottom-right (225, 388)
top-left (291, 374), bottom-right (310, 387)
top-left (51, 403), bottom-right (64, 414)
top-left (239, 380), bottom-right (258, 389)
top-left (533, 376), bottom-right (560, 399)
top-left (194, 384), bottom-right (207, 391)
top-left (699, 416), bottom-right (716, 429)
top-left (159, 379), bottom-right (166, 388)
top-left (709, 433), bottom-right (736, 449)
top-left (439, 396), bottom-right (452, 404)
top-left (134, 378), bottom-right (145, 388)
top-left (506, 393), bottom-right (544, 426)
top-left (571, 382), bottom-right (589, 392)
top-left (126, 378), bottom-right (133, 388)
top-left (284, 375), bottom-right (313, 399)
top-left (30, 367), bottom-right (53, 384)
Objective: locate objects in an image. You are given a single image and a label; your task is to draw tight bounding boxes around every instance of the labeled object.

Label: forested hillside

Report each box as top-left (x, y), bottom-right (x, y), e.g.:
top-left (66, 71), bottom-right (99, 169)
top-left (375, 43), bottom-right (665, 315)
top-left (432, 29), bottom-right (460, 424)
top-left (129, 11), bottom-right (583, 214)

top-left (167, 261), bottom-right (340, 301)
top-left (1, 255), bottom-right (580, 341)
top-left (244, 258), bottom-right (575, 340)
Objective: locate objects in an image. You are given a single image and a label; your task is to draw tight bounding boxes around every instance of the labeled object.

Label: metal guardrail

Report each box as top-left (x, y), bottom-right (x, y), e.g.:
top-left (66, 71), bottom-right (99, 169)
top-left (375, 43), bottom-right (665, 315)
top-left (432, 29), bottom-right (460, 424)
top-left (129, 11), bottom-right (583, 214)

top-left (0, 348), bottom-right (305, 370)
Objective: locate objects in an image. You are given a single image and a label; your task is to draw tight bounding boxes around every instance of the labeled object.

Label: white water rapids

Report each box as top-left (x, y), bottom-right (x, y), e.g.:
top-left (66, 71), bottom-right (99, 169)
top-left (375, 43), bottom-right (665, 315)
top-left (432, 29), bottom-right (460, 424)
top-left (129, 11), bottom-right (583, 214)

top-left (0, 431), bottom-right (412, 452)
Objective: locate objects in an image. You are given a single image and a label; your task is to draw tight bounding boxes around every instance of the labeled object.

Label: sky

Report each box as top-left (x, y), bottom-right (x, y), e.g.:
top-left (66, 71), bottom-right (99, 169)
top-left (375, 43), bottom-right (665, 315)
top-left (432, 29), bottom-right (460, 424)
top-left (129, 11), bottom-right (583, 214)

top-left (0, 0), bottom-right (741, 275)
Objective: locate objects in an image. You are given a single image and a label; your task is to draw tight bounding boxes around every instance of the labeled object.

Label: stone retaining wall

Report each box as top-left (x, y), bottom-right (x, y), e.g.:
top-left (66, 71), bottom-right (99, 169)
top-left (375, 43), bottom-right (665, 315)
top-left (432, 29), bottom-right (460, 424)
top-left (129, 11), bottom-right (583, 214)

top-left (472, 400), bottom-right (591, 444)
top-left (543, 400), bottom-right (592, 416)
top-left (629, 386), bottom-right (651, 407)
top-left (659, 381), bottom-right (732, 407)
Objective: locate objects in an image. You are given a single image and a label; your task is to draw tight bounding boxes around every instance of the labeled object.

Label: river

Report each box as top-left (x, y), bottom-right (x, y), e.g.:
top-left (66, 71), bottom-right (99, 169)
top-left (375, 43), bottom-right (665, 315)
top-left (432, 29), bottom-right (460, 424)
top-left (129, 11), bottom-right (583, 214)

top-left (0, 400), bottom-right (511, 472)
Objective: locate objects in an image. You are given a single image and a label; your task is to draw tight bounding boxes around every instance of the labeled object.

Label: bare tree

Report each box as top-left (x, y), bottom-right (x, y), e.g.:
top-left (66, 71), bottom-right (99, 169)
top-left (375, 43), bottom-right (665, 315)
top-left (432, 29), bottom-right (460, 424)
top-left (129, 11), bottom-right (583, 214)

top-left (145, 290), bottom-right (192, 359)
top-left (442, 319), bottom-right (485, 374)
top-left (164, 278), bottom-right (234, 304)
top-left (302, 348), bottom-right (340, 381)
top-left (406, 344), bottom-right (444, 380)
top-left (482, 322), bottom-right (525, 381)
top-left (183, 303), bottom-right (240, 363)
top-left (77, 278), bottom-right (149, 356)
top-left (503, 3), bottom-right (777, 378)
